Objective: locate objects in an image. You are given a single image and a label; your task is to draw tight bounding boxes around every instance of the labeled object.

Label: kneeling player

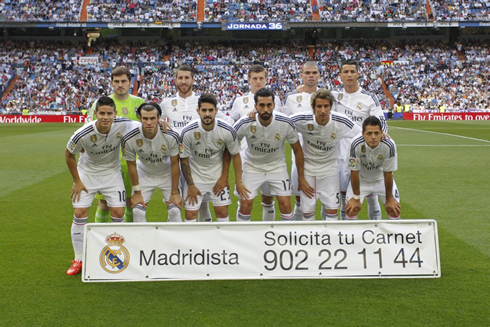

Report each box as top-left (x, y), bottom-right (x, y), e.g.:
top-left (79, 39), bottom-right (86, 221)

top-left (65, 97), bottom-right (133, 275)
top-left (345, 116), bottom-right (401, 220)
top-left (122, 102), bottom-right (182, 222)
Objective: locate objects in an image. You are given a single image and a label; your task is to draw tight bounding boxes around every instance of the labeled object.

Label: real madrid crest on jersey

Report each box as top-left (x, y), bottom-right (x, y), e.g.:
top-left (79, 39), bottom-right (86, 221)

top-left (136, 139), bottom-right (143, 147)
top-left (297, 95), bottom-right (302, 103)
top-left (116, 133), bottom-right (122, 139)
top-left (99, 232), bottom-right (130, 274)
top-left (243, 97), bottom-right (249, 104)
top-left (361, 145), bottom-right (366, 153)
top-left (377, 154), bottom-right (383, 161)
top-left (161, 145), bottom-right (167, 152)
top-left (172, 99), bottom-right (177, 107)
top-left (250, 125), bottom-right (256, 134)
top-left (307, 124), bottom-right (314, 131)
top-left (90, 134), bottom-right (97, 143)
top-left (194, 132), bottom-right (201, 140)
top-left (275, 133), bottom-right (281, 140)
top-left (122, 107), bottom-right (129, 115)
top-left (338, 94), bottom-right (343, 101)
top-left (217, 139), bottom-right (223, 146)
top-left (331, 132), bottom-right (336, 139)
top-left (356, 103), bottom-right (362, 110)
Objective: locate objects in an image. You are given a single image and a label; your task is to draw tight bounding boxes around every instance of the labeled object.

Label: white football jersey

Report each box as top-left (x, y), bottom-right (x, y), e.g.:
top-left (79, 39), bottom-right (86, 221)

top-left (66, 118), bottom-right (133, 175)
top-left (161, 92), bottom-right (233, 133)
top-left (121, 124), bottom-right (180, 177)
top-left (332, 88), bottom-right (387, 132)
top-left (282, 90), bottom-right (315, 116)
top-left (234, 112), bottom-right (299, 174)
top-left (291, 112), bottom-right (361, 176)
top-left (230, 92), bottom-right (282, 122)
top-left (180, 118), bottom-right (240, 184)
top-left (332, 87), bottom-right (387, 158)
top-left (347, 136), bottom-right (398, 182)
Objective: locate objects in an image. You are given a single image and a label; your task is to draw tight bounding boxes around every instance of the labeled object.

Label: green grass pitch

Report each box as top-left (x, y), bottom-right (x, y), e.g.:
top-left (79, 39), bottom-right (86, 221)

top-left (0, 120), bottom-right (489, 326)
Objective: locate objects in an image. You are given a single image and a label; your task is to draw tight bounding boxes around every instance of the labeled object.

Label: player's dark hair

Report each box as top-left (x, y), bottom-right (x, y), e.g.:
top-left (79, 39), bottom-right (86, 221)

top-left (254, 88), bottom-right (275, 104)
top-left (111, 66), bottom-right (131, 81)
top-left (176, 65), bottom-right (194, 78)
top-left (198, 93), bottom-right (218, 109)
top-left (136, 102), bottom-right (162, 117)
top-left (310, 88), bottom-right (334, 109)
top-left (362, 116), bottom-right (382, 131)
top-left (248, 64), bottom-right (267, 79)
top-left (340, 60), bottom-right (359, 73)
top-left (95, 96), bottom-right (116, 112)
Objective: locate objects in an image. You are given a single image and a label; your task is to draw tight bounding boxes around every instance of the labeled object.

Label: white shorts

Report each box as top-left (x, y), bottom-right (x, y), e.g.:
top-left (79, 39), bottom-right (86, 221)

top-left (339, 158), bottom-right (350, 192)
top-left (242, 171), bottom-right (292, 199)
top-left (300, 174), bottom-right (341, 215)
top-left (346, 178), bottom-right (400, 204)
top-left (183, 182), bottom-right (231, 211)
top-left (133, 172), bottom-right (176, 203)
top-left (73, 172), bottom-right (126, 208)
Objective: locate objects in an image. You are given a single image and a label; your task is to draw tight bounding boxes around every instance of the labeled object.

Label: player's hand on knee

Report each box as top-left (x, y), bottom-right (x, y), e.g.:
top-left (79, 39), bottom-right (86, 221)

top-left (298, 178), bottom-right (314, 198)
top-left (385, 198), bottom-right (400, 217)
top-left (186, 185), bottom-right (201, 206)
top-left (71, 181), bottom-right (88, 202)
top-left (236, 181), bottom-right (251, 200)
top-left (168, 193), bottom-right (182, 209)
top-left (131, 193), bottom-right (146, 209)
top-left (346, 199), bottom-right (361, 216)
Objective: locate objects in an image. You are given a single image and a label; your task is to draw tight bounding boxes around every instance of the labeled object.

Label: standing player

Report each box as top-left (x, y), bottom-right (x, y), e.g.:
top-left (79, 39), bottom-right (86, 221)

top-left (87, 67), bottom-right (145, 223)
top-left (121, 102), bottom-right (182, 222)
top-left (161, 65), bottom-right (232, 222)
top-left (332, 60), bottom-right (388, 220)
top-left (65, 97), bottom-right (133, 275)
top-left (229, 65), bottom-right (282, 221)
top-left (291, 89), bottom-right (361, 221)
top-left (180, 94), bottom-right (248, 222)
top-left (234, 88), bottom-right (313, 222)
top-left (345, 116), bottom-right (400, 220)
top-left (282, 61), bottom-right (321, 220)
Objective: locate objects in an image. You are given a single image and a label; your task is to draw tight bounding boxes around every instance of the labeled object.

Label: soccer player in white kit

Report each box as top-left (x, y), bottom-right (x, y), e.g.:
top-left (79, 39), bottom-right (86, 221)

top-left (65, 97), bottom-right (133, 276)
top-left (332, 60), bottom-right (388, 220)
top-left (234, 88), bottom-right (313, 222)
top-left (229, 65), bottom-right (282, 221)
top-left (345, 116), bottom-right (400, 220)
top-left (291, 89), bottom-right (361, 221)
top-left (161, 65), bottom-right (232, 222)
top-left (180, 93), bottom-right (249, 222)
top-left (282, 61), bottom-right (321, 220)
top-left (121, 102), bottom-right (182, 222)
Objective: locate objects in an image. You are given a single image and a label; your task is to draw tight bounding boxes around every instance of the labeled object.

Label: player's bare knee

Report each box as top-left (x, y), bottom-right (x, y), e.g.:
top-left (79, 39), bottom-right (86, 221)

top-left (110, 207), bottom-right (125, 218)
top-left (261, 194), bottom-right (274, 205)
top-left (185, 210), bottom-right (198, 220)
top-left (214, 206), bottom-right (228, 218)
top-left (74, 208), bottom-right (89, 218)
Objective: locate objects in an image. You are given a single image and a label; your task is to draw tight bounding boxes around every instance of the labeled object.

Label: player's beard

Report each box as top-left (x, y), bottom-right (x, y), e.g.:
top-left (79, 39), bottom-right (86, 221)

top-left (202, 117), bottom-right (215, 126)
top-left (177, 83), bottom-right (192, 95)
top-left (258, 112), bottom-right (272, 121)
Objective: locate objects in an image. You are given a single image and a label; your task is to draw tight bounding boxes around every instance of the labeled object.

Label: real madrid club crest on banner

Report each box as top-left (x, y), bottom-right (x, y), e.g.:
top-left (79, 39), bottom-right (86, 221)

top-left (99, 233), bottom-right (130, 274)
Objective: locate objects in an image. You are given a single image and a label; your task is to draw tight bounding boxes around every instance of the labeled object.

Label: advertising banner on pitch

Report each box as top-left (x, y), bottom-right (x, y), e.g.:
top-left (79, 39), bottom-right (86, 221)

top-left (82, 220), bottom-right (440, 282)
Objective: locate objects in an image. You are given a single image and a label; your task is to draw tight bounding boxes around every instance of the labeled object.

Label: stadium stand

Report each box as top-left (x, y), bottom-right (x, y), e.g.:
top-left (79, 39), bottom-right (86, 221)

top-left (1, 38), bottom-right (488, 114)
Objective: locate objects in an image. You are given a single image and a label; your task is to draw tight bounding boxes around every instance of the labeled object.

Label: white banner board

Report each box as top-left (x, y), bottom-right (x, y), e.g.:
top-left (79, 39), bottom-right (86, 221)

top-left (82, 220), bottom-right (440, 282)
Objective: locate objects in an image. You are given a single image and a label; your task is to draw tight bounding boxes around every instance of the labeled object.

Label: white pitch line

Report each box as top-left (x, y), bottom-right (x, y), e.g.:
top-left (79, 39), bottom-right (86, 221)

top-left (398, 144), bottom-right (490, 147)
top-left (390, 126), bottom-right (490, 143)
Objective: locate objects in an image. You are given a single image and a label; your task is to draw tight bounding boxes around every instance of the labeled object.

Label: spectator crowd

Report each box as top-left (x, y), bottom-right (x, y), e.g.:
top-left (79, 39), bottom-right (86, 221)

top-left (1, 39), bottom-right (489, 115)
top-left (0, 0), bottom-right (489, 22)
